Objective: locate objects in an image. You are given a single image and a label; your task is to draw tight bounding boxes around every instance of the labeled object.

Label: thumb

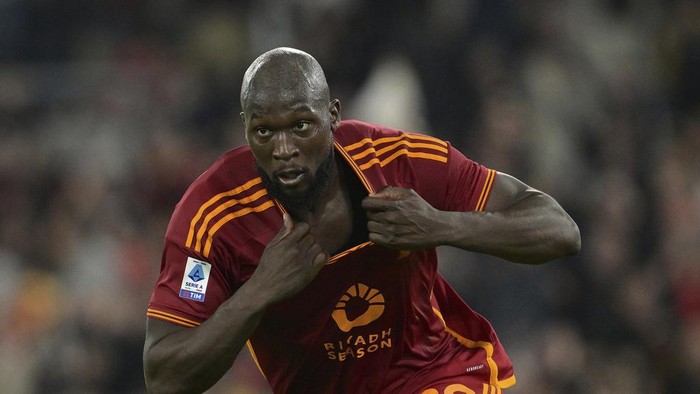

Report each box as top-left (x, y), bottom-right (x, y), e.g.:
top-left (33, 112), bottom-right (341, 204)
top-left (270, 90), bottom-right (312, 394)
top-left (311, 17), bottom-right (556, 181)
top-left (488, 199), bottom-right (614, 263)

top-left (371, 186), bottom-right (410, 201)
top-left (277, 212), bottom-right (293, 239)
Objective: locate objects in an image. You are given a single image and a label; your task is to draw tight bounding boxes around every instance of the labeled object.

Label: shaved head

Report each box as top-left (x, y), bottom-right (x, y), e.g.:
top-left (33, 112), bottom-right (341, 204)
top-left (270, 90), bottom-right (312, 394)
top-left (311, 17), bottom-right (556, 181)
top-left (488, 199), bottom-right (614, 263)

top-left (240, 47), bottom-right (330, 114)
top-left (239, 48), bottom-right (341, 215)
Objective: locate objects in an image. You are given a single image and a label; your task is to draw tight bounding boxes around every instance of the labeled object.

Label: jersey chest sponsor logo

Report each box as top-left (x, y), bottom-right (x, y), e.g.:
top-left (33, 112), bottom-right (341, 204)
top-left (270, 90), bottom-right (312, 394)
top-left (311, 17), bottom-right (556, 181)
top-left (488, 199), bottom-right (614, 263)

top-left (179, 257), bottom-right (211, 302)
top-left (324, 283), bottom-right (393, 361)
top-left (331, 283), bottom-right (385, 332)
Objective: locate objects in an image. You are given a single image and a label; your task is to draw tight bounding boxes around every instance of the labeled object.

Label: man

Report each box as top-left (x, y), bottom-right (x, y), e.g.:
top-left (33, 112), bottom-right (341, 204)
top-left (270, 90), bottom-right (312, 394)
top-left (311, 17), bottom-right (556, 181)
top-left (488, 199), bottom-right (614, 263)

top-left (143, 47), bottom-right (580, 394)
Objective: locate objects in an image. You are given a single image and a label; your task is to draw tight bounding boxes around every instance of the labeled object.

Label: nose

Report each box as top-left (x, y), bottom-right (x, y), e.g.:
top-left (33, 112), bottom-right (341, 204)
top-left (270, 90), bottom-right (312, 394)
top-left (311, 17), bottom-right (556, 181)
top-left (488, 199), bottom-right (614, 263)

top-left (272, 131), bottom-right (299, 161)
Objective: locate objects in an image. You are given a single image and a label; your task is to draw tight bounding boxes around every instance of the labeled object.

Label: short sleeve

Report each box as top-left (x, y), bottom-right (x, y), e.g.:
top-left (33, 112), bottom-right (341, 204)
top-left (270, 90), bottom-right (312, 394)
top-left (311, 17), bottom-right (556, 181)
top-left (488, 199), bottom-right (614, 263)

top-left (408, 141), bottom-right (496, 213)
top-left (147, 237), bottom-right (234, 327)
top-left (442, 146), bottom-right (497, 212)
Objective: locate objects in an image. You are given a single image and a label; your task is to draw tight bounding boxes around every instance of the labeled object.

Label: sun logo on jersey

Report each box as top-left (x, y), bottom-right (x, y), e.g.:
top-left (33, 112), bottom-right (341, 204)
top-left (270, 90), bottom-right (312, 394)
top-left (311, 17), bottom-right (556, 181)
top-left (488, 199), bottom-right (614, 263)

top-left (331, 283), bottom-right (385, 333)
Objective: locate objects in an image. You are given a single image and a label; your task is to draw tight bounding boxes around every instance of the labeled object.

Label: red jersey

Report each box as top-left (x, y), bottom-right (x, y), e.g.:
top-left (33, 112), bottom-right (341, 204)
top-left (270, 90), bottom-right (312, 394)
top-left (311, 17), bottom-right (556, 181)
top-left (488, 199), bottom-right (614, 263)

top-left (147, 120), bottom-right (516, 393)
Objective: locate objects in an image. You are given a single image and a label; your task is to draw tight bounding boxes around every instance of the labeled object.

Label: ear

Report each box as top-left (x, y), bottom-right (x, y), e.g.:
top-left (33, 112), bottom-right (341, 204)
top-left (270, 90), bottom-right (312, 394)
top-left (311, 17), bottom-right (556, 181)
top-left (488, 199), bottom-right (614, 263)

top-left (240, 112), bottom-right (250, 143)
top-left (329, 99), bottom-right (341, 130)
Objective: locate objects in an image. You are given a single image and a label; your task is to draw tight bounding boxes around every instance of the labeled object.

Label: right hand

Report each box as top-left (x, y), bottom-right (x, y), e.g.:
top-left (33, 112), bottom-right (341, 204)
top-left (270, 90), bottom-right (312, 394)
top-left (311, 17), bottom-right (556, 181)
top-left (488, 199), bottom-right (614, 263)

top-left (249, 213), bottom-right (328, 305)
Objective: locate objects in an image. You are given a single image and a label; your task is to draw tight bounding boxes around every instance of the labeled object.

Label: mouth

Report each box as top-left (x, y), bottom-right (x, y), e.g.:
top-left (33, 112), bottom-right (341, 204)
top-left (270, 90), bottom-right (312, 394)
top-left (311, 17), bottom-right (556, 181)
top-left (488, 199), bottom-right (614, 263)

top-left (274, 167), bottom-right (306, 187)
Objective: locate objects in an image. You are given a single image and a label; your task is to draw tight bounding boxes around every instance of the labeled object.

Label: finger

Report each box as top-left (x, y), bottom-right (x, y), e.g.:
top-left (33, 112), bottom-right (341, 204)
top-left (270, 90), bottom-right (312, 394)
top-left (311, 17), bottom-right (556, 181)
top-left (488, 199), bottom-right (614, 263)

top-left (368, 231), bottom-right (389, 246)
top-left (367, 220), bottom-right (389, 234)
top-left (276, 221), bottom-right (310, 245)
top-left (362, 196), bottom-right (398, 211)
top-left (297, 232), bottom-right (317, 253)
top-left (368, 232), bottom-right (406, 250)
top-left (280, 212), bottom-right (293, 238)
top-left (289, 220), bottom-right (311, 236)
top-left (310, 247), bottom-right (329, 268)
top-left (271, 212), bottom-right (294, 243)
top-left (366, 210), bottom-right (402, 226)
top-left (370, 186), bottom-right (412, 201)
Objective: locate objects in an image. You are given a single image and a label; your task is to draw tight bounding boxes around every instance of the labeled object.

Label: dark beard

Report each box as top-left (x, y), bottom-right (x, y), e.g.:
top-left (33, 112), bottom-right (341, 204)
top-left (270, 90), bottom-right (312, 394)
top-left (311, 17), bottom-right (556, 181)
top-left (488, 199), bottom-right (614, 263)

top-left (258, 148), bottom-right (335, 214)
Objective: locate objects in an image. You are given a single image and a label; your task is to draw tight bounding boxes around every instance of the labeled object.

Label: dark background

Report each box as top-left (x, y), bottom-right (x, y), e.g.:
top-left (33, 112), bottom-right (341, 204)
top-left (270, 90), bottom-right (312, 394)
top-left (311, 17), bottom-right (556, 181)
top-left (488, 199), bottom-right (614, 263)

top-left (1, 0), bottom-right (698, 392)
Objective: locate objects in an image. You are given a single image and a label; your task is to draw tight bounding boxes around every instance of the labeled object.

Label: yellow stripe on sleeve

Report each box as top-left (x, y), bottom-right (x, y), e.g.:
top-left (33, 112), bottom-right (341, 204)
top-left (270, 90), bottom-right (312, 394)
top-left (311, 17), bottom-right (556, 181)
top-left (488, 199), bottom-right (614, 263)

top-left (193, 188), bottom-right (268, 252)
top-left (202, 200), bottom-right (276, 257)
top-left (351, 140), bottom-right (447, 161)
top-left (358, 149), bottom-right (448, 171)
top-left (186, 177), bottom-right (263, 248)
top-left (342, 137), bottom-right (373, 152)
top-left (146, 308), bottom-right (201, 328)
top-left (343, 133), bottom-right (446, 152)
top-left (475, 169), bottom-right (496, 212)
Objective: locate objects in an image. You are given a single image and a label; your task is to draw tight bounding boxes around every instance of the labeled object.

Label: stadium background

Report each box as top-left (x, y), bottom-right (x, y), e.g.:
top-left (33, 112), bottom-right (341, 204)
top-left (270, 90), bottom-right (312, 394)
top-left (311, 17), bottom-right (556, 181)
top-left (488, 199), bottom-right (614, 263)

top-left (1, 0), bottom-right (698, 392)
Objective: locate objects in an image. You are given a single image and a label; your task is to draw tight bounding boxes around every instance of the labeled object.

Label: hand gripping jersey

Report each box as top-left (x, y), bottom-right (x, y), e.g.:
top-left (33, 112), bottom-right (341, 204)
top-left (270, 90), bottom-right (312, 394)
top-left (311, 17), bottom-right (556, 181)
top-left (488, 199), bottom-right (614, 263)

top-left (147, 120), bottom-right (516, 393)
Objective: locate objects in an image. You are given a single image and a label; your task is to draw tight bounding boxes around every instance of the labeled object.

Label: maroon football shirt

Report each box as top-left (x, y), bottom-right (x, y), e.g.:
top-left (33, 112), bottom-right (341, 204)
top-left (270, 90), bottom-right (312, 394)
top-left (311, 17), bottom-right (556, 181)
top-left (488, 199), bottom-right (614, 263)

top-left (147, 120), bottom-right (515, 393)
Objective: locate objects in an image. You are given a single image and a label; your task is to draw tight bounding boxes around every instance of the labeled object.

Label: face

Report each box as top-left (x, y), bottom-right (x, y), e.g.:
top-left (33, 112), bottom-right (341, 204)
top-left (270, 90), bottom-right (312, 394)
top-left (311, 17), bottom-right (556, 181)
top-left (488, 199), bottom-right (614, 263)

top-left (241, 89), bottom-right (341, 212)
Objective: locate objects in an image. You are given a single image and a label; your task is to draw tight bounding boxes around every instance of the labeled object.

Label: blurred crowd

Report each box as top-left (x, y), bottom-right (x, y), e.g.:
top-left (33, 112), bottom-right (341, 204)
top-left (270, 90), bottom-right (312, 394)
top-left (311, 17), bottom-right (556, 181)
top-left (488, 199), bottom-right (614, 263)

top-left (0, 0), bottom-right (698, 393)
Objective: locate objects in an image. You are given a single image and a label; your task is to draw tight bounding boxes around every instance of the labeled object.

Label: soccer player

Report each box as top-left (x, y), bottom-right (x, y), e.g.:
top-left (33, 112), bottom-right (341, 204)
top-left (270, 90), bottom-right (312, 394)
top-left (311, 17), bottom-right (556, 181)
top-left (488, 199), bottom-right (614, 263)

top-left (143, 47), bottom-right (580, 394)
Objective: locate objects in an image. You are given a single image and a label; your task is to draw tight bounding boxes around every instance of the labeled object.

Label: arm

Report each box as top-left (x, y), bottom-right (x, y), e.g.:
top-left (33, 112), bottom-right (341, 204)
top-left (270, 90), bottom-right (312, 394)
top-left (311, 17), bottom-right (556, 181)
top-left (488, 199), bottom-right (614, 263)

top-left (144, 283), bottom-right (268, 394)
top-left (449, 171), bottom-right (580, 263)
top-left (143, 214), bottom-right (328, 393)
top-left (362, 172), bottom-right (580, 264)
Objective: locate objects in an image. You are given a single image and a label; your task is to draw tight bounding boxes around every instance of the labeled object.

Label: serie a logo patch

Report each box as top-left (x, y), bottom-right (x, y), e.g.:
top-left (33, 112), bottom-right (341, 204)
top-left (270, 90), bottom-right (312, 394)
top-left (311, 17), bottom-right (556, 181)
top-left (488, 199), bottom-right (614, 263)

top-left (179, 257), bottom-right (212, 302)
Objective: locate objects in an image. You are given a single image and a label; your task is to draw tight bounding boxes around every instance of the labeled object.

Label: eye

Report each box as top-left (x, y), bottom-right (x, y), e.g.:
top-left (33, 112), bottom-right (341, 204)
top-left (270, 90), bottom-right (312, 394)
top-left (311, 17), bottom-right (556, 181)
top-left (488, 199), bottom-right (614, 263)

top-left (255, 127), bottom-right (272, 137)
top-left (294, 121), bottom-right (310, 132)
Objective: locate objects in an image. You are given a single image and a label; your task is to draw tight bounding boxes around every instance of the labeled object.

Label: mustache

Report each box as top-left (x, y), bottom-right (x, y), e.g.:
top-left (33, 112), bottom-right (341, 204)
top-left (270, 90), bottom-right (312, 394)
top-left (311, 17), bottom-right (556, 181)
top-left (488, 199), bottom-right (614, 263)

top-left (257, 148), bottom-right (335, 213)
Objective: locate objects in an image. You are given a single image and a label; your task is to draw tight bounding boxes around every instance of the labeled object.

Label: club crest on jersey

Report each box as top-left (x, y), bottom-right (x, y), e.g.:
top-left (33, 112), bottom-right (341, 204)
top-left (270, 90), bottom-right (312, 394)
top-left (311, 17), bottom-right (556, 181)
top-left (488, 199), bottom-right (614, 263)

top-left (179, 257), bottom-right (211, 302)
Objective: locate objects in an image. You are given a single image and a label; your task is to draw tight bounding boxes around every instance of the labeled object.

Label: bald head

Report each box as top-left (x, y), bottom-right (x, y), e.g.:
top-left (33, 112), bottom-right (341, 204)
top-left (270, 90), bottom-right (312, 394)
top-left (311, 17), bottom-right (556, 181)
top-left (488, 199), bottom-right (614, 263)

top-left (240, 47), bottom-right (330, 113)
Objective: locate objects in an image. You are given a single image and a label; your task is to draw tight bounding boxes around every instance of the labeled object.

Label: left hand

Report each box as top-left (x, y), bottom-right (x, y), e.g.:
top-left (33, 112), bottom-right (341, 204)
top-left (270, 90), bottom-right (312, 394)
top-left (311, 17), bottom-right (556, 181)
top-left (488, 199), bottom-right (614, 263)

top-left (361, 186), bottom-right (448, 250)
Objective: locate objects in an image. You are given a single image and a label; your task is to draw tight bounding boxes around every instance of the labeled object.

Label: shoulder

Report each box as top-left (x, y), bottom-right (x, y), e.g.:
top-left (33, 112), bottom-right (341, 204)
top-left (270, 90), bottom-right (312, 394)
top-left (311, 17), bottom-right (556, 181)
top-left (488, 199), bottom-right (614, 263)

top-left (335, 119), bottom-right (448, 147)
top-left (165, 146), bottom-right (263, 247)
top-left (182, 146), bottom-right (259, 207)
top-left (336, 120), bottom-right (450, 167)
top-left (334, 120), bottom-right (404, 144)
